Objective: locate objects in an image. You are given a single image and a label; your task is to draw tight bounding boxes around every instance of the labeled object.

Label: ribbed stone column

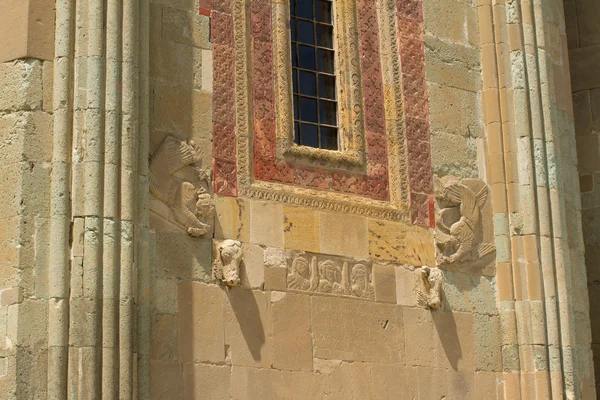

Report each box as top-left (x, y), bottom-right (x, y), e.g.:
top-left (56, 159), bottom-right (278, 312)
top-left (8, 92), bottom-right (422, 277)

top-left (479, 0), bottom-right (596, 398)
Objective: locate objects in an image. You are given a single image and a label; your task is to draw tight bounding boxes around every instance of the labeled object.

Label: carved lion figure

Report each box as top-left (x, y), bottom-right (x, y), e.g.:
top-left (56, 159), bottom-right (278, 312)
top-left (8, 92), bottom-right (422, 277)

top-left (213, 240), bottom-right (243, 287)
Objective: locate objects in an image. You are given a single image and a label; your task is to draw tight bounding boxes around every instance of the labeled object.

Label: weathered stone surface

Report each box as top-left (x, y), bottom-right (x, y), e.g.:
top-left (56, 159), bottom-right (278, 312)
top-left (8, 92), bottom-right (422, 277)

top-left (283, 206), bottom-right (320, 253)
top-left (0, 60), bottom-right (43, 112)
top-left (149, 360), bottom-right (184, 400)
top-left (271, 292), bottom-right (313, 371)
top-left (224, 288), bottom-right (271, 367)
top-left (182, 363), bottom-right (231, 400)
top-left (162, 8), bottom-right (211, 49)
top-left (214, 196), bottom-right (250, 242)
top-left (329, 362), bottom-right (372, 400)
top-left (424, 36), bottom-right (482, 93)
top-left (373, 264), bottom-right (396, 304)
top-left (570, 44), bottom-right (600, 92)
top-left (290, 371), bottom-right (330, 400)
top-left (231, 366), bottom-right (292, 400)
top-left (241, 243), bottom-right (265, 289)
top-left (320, 213), bottom-right (369, 259)
top-left (370, 364), bottom-right (411, 400)
top-left (250, 201), bottom-right (284, 248)
top-left (311, 296), bottom-right (403, 363)
top-left (178, 282), bottom-right (226, 363)
top-left (151, 313), bottom-right (178, 361)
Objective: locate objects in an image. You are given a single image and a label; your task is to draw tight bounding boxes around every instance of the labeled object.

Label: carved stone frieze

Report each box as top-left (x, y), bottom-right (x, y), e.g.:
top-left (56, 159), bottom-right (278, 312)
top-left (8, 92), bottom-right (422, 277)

top-left (414, 266), bottom-right (444, 309)
top-left (213, 239), bottom-right (243, 287)
top-left (286, 255), bottom-right (375, 301)
top-left (149, 136), bottom-right (215, 236)
top-left (434, 176), bottom-right (496, 267)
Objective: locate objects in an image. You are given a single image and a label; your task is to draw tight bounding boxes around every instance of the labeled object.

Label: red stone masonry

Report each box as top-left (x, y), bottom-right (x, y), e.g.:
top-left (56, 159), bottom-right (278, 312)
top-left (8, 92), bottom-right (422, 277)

top-left (212, 0), bottom-right (434, 226)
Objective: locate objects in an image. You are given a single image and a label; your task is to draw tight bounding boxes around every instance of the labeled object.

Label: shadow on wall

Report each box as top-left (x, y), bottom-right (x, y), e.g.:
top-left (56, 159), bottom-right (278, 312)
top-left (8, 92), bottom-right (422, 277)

top-left (226, 287), bottom-right (266, 362)
top-left (432, 308), bottom-right (462, 370)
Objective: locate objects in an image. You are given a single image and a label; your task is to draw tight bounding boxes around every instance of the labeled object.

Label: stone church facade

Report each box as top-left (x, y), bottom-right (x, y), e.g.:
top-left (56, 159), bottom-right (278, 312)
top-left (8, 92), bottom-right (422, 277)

top-left (0, 0), bottom-right (598, 398)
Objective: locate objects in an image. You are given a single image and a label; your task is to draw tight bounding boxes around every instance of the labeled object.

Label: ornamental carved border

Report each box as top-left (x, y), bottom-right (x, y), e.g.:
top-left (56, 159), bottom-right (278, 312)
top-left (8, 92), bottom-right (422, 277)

top-left (211, 0), bottom-right (434, 226)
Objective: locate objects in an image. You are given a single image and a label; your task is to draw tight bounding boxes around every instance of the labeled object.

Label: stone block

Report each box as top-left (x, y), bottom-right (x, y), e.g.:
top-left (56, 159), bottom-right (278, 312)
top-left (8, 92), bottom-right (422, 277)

top-left (240, 243), bottom-right (265, 289)
top-left (214, 196), bottom-right (250, 242)
top-left (155, 279), bottom-right (177, 314)
top-left (150, 37), bottom-right (203, 88)
top-left (151, 313), bottom-right (178, 361)
top-left (423, 0), bottom-right (469, 44)
top-left (373, 264), bottom-right (396, 304)
top-left (0, 0), bottom-right (55, 63)
top-left (395, 266), bottom-right (416, 307)
top-left (573, 90), bottom-right (593, 136)
top-left (430, 130), bottom-right (478, 178)
top-left (311, 296), bottom-right (403, 364)
top-left (182, 363), bottom-right (231, 400)
top-left (202, 49), bottom-right (213, 92)
top-left (162, 8), bottom-right (211, 49)
top-left (320, 212), bottom-right (369, 259)
top-left (404, 225), bottom-right (436, 266)
top-left (424, 36), bottom-right (482, 94)
top-left (224, 288), bottom-right (271, 367)
top-left (473, 371), bottom-right (499, 399)
top-left (291, 371), bottom-right (330, 400)
top-left (264, 265), bottom-right (287, 291)
top-left (149, 360), bottom-right (184, 400)
top-left (283, 206), bottom-right (320, 253)
top-left (570, 44), bottom-right (600, 92)
top-left (0, 60), bottom-right (43, 112)
top-left (447, 369), bottom-right (474, 399)
top-left (329, 362), bottom-right (372, 400)
top-left (416, 367), bottom-right (449, 399)
top-left (271, 292), bottom-right (313, 371)
top-left (0, 288), bottom-right (22, 307)
top-left (178, 282), bottom-right (226, 363)
top-left (576, 134), bottom-right (600, 174)
top-left (474, 313), bottom-right (502, 371)
top-left (427, 83), bottom-right (483, 137)
top-left (576, 0), bottom-right (600, 47)
top-left (368, 219), bottom-right (407, 263)
top-left (370, 364), bottom-right (410, 400)
top-left (250, 201), bottom-right (284, 248)
top-left (155, 233), bottom-right (212, 281)
top-left (231, 366), bottom-right (292, 400)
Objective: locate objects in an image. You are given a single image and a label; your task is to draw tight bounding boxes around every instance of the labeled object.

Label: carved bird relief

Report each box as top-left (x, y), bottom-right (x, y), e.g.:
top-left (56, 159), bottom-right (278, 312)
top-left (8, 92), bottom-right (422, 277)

top-left (149, 136), bottom-right (214, 237)
top-left (435, 180), bottom-right (495, 266)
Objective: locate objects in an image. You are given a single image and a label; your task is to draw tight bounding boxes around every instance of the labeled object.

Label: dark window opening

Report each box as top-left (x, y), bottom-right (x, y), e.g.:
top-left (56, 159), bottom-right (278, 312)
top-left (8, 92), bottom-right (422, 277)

top-left (290, 0), bottom-right (338, 150)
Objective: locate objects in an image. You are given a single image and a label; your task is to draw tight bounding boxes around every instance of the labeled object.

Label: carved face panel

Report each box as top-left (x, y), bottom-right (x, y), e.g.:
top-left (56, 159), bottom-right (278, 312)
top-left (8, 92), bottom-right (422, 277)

top-left (218, 240), bottom-right (243, 286)
top-left (292, 257), bottom-right (309, 277)
top-left (351, 265), bottom-right (369, 291)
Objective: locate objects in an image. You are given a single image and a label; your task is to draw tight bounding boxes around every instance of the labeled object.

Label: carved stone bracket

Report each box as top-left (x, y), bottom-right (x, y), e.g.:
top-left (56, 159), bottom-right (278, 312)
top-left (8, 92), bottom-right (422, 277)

top-left (414, 266), bottom-right (444, 310)
top-left (286, 255), bottom-right (375, 301)
top-left (434, 176), bottom-right (496, 268)
top-left (213, 239), bottom-right (243, 287)
top-left (149, 136), bottom-right (215, 236)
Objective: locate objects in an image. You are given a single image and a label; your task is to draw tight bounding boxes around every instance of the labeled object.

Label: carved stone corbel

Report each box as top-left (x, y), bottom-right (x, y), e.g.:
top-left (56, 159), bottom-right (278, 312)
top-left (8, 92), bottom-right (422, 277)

top-left (149, 136), bottom-right (215, 236)
top-left (414, 266), bottom-right (444, 309)
top-left (434, 176), bottom-right (496, 267)
top-left (213, 240), bottom-right (243, 287)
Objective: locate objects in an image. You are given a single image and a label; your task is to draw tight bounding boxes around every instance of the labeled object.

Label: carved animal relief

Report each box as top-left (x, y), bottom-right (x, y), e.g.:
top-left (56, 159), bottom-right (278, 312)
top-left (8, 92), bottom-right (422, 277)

top-left (213, 240), bottom-right (243, 287)
top-left (149, 136), bottom-right (215, 236)
top-left (434, 176), bottom-right (495, 267)
top-left (414, 266), bottom-right (444, 309)
top-left (286, 256), bottom-right (375, 301)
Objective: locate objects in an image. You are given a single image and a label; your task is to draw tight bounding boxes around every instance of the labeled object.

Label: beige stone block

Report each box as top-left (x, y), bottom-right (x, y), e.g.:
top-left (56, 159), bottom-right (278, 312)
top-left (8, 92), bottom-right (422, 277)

top-left (0, 217), bottom-right (21, 272)
top-left (231, 366), bottom-right (292, 400)
top-left (149, 37), bottom-right (203, 88)
top-left (155, 233), bottom-right (212, 281)
top-left (576, 134), bottom-right (600, 174)
top-left (435, 311), bottom-right (475, 371)
top-left (329, 362), bottom-right (372, 400)
top-left (368, 219), bottom-right (406, 263)
top-left (182, 363), bottom-right (230, 400)
top-left (291, 371), bottom-right (330, 400)
top-left (405, 225), bottom-right (436, 266)
top-left (0, 60), bottom-right (43, 112)
top-left (311, 296), bottom-right (403, 364)
top-left (576, 0), bottom-right (600, 47)
top-left (474, 371), bottom-right (498, 399)
top-left (395, 267), bottom-right (416, 307)
top-left (430, 130), bottom-right (478, 178)
top-left (155, 279), bottom-right (177, 314)
top-left (178, 282), bottom-right (226, 363)
top-left (424, 37), bottom-right (482, 94)
top-left (423, 1), bottom-right (468, 44)
top-left (149, 360), bottom-right (184, 400)
top-left (416, 366), bottom-right (448, 399)
top-left (162, 8), bottom-right (211, 49)
top-left (0, 0), bottom-right (55, 63)
top-left (214, 196), bottom-right (250, 242)
top-left (201, 49), bottom-right (213, 93)
top-left (447, 369), bottom-right (474, 399)
top-left (373, 264), bottom-right (396, 304)
top-left (224, 288), bottom-right (271, 367)
top-left (0, 288), bottom-right (22, 307)
top-left (151, 313), bottom-right (178, 361)
top-left (428, 83), bottom-right (483, 137)
top-left (250, 201), bottom-right (284, 248)
top-left (264, 265), bottom-right (287, 291)
top-left (370, 364), bottom-right (410, 400)
top-left (320, 212), bottom-right (368, 259)
top-left (474, 313), bottom-right (502, 371)
top-left (271, 292), bottom-right (313, 371)
top-left (241, 243), bottom-right (264, 289)
top-left (283, 206), bottom-right (320, 253)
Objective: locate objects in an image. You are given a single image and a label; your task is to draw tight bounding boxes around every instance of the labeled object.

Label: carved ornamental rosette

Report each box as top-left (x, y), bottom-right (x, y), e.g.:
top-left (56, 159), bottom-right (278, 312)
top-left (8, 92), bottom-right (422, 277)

top-left (285, 255), bottom-right (375, 301)
top-left (434, 176), bottom-right (496, 271)
top-left (149, 136), bottom-right (215, 236)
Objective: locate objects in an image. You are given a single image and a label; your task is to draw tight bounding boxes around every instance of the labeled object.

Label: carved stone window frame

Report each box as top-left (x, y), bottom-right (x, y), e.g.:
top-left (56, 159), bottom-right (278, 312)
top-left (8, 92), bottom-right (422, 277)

top-left (274, 0), bottom-right (367, 167)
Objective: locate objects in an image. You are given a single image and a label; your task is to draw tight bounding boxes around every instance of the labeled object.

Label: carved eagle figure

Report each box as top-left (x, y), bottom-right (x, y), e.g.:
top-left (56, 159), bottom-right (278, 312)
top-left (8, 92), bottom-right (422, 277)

top-left (438, 183), bottom-right (495, 264)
